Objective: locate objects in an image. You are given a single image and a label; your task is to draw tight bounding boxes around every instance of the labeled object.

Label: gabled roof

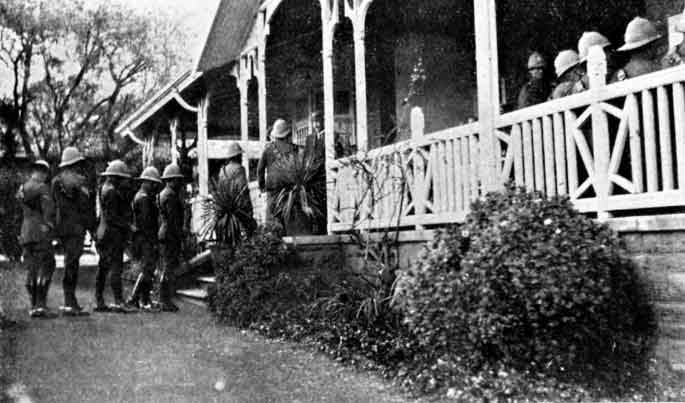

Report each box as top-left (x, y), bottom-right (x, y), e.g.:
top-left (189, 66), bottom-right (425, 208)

top-left (194, 0), bottom-right (262, 73)
top-left (115, 70), bottom-right (203, 143)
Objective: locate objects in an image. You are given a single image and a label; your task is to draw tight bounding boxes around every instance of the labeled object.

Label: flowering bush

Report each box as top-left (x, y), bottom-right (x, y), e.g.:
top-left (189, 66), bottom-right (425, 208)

top-left (396, 184), bottom-right (656, 381)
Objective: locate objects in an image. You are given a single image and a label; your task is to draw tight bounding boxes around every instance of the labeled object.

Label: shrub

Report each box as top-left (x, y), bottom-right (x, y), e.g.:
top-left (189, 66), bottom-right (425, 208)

top-left (396, 184), bottom-right (655, 380)
top-left (0, 263), bottom-right (22, 327)
top-left (0, 163), bottom-right (24, 261)
top-left (201, 178), bottom-right (256, 247)
top-left (209, 224), bottom-right (303, 326)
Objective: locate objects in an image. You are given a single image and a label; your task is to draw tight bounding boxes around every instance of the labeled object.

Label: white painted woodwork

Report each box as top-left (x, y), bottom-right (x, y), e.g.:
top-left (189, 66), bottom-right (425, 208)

top-left (521, 120), bottom-right (534, 190)
top-left (197, 95), bottom-right (210, 197)
top-left (641, 89), bottom-right (658, 192)
top-left (552, 112), bottom-right (566, 195)
top-left (657, 85), bottom-right (674, 190)
top-left (542, 115), bottom-right (556, 196)
top-left (532, 118), bottom-right (544, 192)
top-left (674, 82), bottom-right (685, 188)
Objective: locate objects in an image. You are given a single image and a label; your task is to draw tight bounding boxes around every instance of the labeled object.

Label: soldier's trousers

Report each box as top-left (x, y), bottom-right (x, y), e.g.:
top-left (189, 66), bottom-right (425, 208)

top-left (22, 242), bottom-right (56, 309)
top-left (60, 235), bottom-right (84, 307)
top-left (129, 242), bottom-right (157, 304)
top-left (95, 240), bottom-right (125, 304)
top-left (159, 242), bottom-right (180, 304)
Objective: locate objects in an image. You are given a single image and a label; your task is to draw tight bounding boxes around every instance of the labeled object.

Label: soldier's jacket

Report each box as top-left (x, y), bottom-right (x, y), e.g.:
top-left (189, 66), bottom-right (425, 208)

top-left (158, 186), bottom-right (184, 245)
top-left (51, 170), bottom-right (96, 237)
top-left (17, 177), bottom-right (55, 246)
top-left (517, 79), bottom-right (550, 109)
top-left (132, 188), bottom-right (159, 242)
top-left (611, 58), bottom-right (660, 82)
top-left (257, 140), bottom-right (298, 192)
top-left (96, 182), bottom-right (131, 244)
top-left (550, 81), bottom-right (578, 100)
top-left (219, 162), bottom-right (249, 191)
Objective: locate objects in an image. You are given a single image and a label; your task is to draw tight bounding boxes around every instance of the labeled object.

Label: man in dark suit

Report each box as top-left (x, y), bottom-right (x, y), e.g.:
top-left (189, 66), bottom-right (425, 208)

top-left (93, 160), bottom-right (132, 313)
top-left (52, 147), bottom-right (95, 316)
top-left (126, 166), bottom-right (162, 310)
top-left (157, 163), bottom-right (185, 312)
top-left (17, 160), bottom-right (56, 318)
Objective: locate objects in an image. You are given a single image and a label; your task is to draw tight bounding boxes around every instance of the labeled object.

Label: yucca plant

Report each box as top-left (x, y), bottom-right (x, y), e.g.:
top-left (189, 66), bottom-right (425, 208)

top-left (201, 178), bottom-right (256, 247)
top-left (271, 149), bottom-right (326, 235)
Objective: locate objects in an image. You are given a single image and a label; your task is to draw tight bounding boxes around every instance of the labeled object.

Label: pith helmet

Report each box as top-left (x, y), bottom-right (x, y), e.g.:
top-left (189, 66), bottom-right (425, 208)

top-left (33, 159), bottom-right (50, 171)
top-left (270, 119), bottom-right (291, 139)
top-left (618, 17), bottom-right (663, 52)
top-left (578, 31), bottom-right (611, 62)
top-left (527, 52), bottom-right (546, 70)
top-left (100, 160), bottom-right (131, 178)
top-left (226, 142), bottom-right (244, 160)
top-left (554, 50), bottom-right (581, 78)
top-left (161, 163), bottom-right (184, 180)
top-left (59, 146), bottom-right (85, 168)
top-left (138, 166), bottom-right (162, 183)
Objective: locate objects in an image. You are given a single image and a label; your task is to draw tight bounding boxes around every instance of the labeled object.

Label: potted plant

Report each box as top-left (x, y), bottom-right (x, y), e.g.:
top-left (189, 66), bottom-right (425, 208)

top-left (270, 148), bottom-right (326, 236)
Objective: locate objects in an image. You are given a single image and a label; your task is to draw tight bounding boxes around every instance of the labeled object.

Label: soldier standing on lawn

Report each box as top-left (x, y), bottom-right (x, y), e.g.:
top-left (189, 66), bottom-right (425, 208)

top-left (94, 160), bottom-right (132, 313)
top-left (126, 167), bottom-right (162, 310)
top-left (17, 160), bottom-right (56, 318)
top-left (52, 147), bottom-right (95, 316)
top-left (157, 163), bottom-right (185, 312)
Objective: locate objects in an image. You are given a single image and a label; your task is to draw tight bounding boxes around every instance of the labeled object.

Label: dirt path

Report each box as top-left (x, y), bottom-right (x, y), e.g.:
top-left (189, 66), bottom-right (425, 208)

top-left (1, 267), bottom-right (422, 403)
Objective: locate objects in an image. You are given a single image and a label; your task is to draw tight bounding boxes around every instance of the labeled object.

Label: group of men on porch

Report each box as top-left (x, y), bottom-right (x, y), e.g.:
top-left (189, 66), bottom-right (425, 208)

top-left (18, 147), bottom-right (186, 318)
top-left (518, 14), bottom-right (685, 109)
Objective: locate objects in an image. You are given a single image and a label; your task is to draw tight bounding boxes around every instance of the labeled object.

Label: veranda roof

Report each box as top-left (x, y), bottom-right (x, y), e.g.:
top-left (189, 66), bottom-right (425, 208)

top-left (194, 0), bottom-right (261, 73)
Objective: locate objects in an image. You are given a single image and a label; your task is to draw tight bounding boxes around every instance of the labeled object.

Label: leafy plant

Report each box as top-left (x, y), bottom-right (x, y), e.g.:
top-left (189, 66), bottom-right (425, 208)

top-left (271, 150), bottom-right (326, 226)
top-left (0, 162), bottom-right (24, 261)
top-left (201, 178), bottom-right (256, 247)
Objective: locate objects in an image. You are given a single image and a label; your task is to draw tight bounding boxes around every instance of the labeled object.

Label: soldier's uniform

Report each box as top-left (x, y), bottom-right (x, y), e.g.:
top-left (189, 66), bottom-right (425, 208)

top-left (613, 17), bottom-right (665, 82)
top-left (51, 147), bottom-right (95, 314)
top-left (517, 52), bottom-right (551, 109)
top-left (258, 119), bottom-right (297, 227)
top-left (94, 160), bottom-right (131, 311)
top-left (219, 143), bottom-right (256, 236)
top-left (127, 167), bottom-right (162, 308)
top-left (17, 161), bottom-right (56, 317)
top-left (550, 50), bottom-right (583, 100)
top-left (662, 50), bottom-right (684, 68)
top-left (158, 164), bottom-right (185, 312)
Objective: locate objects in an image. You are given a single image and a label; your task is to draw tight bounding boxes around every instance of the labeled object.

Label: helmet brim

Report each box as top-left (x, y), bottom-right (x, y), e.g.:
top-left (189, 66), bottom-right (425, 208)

top-left (556, 61), bottom-right (581, 78)
top-left (161, 174), bottom-right (185, 180)
top-left (136, 176), bottom-right (163, 183)
top-left (99, 172), bottom-right (132, 178)
top-left (617, 34), bottom-right (663, 52)
top-left (58, 157), bottom-right (85, 168)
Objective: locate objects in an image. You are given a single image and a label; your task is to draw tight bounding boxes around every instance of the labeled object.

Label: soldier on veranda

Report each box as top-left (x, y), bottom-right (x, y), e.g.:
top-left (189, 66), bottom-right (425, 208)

top-left (613, 17), bottom-right (668, 82)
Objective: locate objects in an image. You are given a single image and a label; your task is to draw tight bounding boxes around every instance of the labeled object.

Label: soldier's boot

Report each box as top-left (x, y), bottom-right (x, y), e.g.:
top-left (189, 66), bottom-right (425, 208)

top-left (26, 283), bottom-right (38, 317)
top-left (159, 277), bottom-right (178, 312)
top-left (35, 279), bottom-right (57, 319)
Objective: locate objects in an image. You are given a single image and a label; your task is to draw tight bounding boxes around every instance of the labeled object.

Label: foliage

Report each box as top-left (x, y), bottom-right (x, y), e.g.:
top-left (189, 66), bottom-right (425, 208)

top-left (395, 184), bottom-right (656, 386)
top-left (271, 150), bottom-right (326, 226)
top-left (0, 0), bottom-right (189, 161)
top-left (0, 162), bottom-right (24, 261)
top-left (201, 178), bottom-right (256, 247)
top-left (209, 224), bottom-right (300, 326)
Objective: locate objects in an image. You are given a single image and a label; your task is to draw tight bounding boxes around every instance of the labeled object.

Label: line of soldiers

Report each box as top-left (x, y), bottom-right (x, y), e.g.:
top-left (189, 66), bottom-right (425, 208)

top-left (17, 146), bottom-right (185, 318)
top-left (518, 15), bottom-right (685, 108)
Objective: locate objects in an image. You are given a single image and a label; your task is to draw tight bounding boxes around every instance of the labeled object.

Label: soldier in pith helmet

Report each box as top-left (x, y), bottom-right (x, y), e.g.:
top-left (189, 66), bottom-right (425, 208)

top-left (17, 160), bottom-right (57, 318)
top-left (613, 17), bottom-right (667, 81)
top-left (218, 143), bottom-right (256, 237)
top-left (550, 50), bottom-right (584, 99)
top-left (517, 52), bottom-right (552, 109)
top-left (157, 163), bottom-right (185, 312)
top-left (52, 146), bottom-right (95, 316)
top-left (577, 31), bottom-right (614, 90)
top-left (126, 166), bottom-right (162, 310)
top-left (94, 160), bottom-right (132, 313)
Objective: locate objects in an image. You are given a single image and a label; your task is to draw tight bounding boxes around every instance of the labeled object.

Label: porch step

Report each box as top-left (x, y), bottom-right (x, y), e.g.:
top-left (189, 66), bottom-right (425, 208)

top-left (176, 288), bottom-right (208, 300)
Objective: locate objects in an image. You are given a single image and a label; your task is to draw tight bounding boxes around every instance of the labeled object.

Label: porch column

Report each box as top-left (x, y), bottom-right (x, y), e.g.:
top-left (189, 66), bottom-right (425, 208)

top-left (346, 0), bottom-right (372, 152)
top-left (169, 118), bottom-right (179, 165)
top-left (588, 47), bottom-right (611, 220)
top-left (197, 94), bottom-right (210, 196)
top-left (322, 0), bottom-right (338, 234)
top-left (473, 0), bottom-right (500, 193)
top-left (258, 33), bottom-right (269, 142)
top-left (238, 77), bottom-right (250, 173)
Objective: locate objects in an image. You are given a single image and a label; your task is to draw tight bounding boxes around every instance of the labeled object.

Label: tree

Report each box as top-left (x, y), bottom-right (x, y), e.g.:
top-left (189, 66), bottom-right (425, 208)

top-left (0, 0), bottom-right (190, 162)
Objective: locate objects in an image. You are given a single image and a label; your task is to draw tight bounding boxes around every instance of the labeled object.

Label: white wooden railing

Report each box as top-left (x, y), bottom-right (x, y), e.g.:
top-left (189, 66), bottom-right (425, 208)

top-left (329, 48), bottom-right (685, 232)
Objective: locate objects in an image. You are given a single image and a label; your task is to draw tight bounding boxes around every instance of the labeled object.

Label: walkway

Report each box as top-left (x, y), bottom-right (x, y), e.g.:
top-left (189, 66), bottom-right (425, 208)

top-left (0, 267), bottom-right (423, 403)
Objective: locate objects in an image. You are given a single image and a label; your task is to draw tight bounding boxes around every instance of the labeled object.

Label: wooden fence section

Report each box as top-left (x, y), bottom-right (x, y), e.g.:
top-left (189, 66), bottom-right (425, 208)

top-left (329, 62), bottom-right (685, 232)
top-left (329, 123), bottom-right (481, 232)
